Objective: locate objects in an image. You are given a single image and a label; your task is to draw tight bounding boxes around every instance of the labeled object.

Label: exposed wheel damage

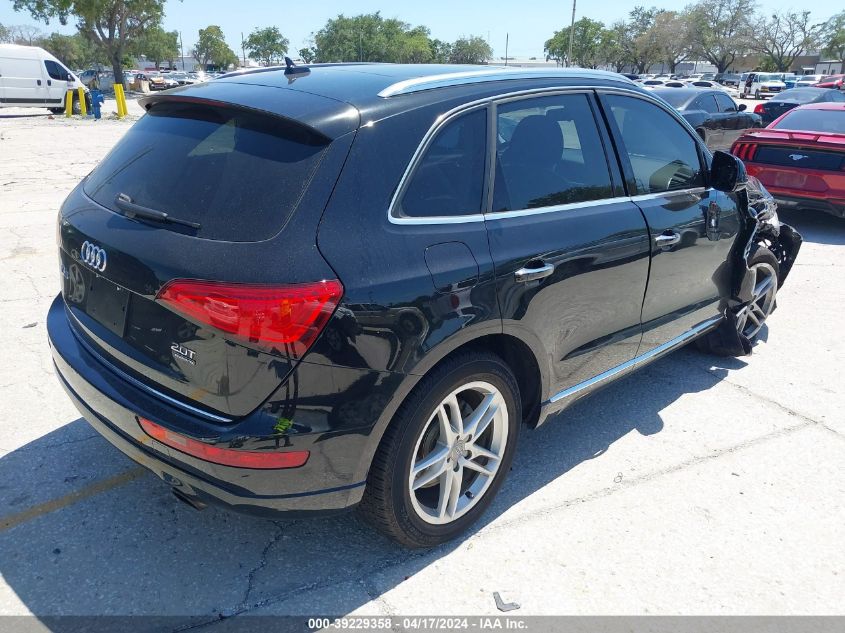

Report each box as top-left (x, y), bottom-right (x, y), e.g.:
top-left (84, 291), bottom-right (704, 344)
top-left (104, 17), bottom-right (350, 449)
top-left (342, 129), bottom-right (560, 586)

top-left (699, 175), bottom-right (802, 357)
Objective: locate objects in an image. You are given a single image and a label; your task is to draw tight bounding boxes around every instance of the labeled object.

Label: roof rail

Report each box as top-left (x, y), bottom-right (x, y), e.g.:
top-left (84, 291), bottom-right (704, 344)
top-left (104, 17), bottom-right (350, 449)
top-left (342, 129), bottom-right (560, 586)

top-left (377, 67), bottom-right (631, 98)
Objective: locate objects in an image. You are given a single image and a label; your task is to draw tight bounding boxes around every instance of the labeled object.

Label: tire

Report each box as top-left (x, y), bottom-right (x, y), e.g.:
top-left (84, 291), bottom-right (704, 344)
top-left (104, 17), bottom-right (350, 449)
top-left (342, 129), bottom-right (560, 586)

top-left (735, 248), bottom-right (779, 340)
top-left (48, 107), bottom-right (64, 114)
top-left (359, 351), bottom-right (521, 548)
top-left (696, 248), bottom-right (779, 355)
top-left (755, 89), bottom-right (761, 99)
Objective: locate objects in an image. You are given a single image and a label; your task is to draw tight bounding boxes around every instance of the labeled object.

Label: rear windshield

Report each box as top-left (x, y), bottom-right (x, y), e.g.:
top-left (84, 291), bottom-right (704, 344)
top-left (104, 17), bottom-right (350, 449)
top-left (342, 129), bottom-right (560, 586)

top-left (652, 91), bottom-right (690, 108)
top-left (84, 102), bottom-right (329, 241)
top-left (772, 109), bottom-right (845, 133)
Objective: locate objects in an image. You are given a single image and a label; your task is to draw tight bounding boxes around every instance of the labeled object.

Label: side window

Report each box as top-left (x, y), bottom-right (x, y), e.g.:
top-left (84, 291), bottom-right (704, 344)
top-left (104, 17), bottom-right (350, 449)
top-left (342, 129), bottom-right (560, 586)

top-left (715, 93), bottom-right (737, 112)
top-left (692, 95), bottom-right (719, 114)
top-left (494, 93), bottom-right (614, 211)
top-left (605, 94), bottom-right (704, 195)
top-left (44, 60), bottom-right (68, 81)
top-left (398, 109), bottom-right (487, 218)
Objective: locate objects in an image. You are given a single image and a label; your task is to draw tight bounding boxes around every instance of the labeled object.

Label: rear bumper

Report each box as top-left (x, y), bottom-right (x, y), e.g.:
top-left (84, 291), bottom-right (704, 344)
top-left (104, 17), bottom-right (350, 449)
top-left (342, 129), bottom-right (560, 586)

top-left (47, 294), bottom-right (381, 517)
top-left (745, 165), bottom-right (845, 218)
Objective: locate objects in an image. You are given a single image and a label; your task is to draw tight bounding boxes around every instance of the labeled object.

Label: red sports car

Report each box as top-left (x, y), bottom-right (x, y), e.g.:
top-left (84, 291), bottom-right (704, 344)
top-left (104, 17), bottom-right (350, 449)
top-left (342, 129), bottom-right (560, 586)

top-left (815, 74), bottom-right (844, 90)
top-left (731, 102), bottom-right (845, 218)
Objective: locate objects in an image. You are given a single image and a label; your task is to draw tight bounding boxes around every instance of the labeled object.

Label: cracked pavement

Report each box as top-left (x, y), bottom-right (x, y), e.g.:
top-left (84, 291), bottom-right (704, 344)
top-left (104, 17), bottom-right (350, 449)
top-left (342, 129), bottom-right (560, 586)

top-left (0, 98), bottom-right (843, 624)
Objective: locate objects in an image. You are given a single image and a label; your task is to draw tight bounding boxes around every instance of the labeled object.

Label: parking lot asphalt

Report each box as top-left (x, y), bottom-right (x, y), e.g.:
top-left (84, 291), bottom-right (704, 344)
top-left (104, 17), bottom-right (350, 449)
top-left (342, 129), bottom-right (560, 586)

top-left (0, 96), bottom-right (843, 623)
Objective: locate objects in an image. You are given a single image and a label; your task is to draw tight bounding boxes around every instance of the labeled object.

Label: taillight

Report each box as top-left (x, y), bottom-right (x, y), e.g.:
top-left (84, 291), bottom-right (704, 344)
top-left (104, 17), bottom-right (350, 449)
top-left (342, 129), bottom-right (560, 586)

top-left (156, 279), bottom-right (343, 354)
top-left (733, 143), bottom-right (758, 161)
top-left (754, 103), bottom-right (764, 114)
top-left (138, 417), bottom-right (309, 469)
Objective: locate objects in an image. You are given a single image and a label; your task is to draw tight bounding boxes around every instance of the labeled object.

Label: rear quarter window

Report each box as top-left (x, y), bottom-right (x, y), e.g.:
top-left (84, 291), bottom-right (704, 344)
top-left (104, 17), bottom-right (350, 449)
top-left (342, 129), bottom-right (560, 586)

top-left (83, 102), bottom-right (329, 241)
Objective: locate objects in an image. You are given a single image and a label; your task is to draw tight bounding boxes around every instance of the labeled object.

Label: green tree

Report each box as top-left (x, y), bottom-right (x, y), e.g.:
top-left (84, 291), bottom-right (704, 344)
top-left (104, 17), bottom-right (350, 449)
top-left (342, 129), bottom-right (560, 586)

top-left (313, 12), bottom-right (433, 63)
top-left (36, 32), bottom-right (103, 68)
top-left (298, 46), bottom-right (316, 63)
top-left (429, 38), bottom-right (452, 63)
top-left (448, 36), bottom-right (492, 64)
top-left (597, 25), bottom-right (627, 72)
top-left (545, 17), bottom-right (605, 67)
top-left (134, 26), bottom-right (179, 69)
top-left (244, 26), bottom-right (289, 66)
top-left (640, 11), bottom-right (691, 73)
top-left (687, 0), bottom-right (755, 73)
top-left (192, 25), bottom-right (237, 70)
top-left (821, 12), bottom-right (845, 61)
top-left (11, 0), bottom-right (166, 85)
top-left (751, 11), bottom-right (826, 71)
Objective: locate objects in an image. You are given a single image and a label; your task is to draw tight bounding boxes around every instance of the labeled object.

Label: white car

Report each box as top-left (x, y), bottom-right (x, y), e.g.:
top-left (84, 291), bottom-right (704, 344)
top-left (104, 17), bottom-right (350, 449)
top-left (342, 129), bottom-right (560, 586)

top-left (0, 44), bottom-right (87, 113)
top-left (739, 72), bottom-right (787, 99)
top-left (796, 74), bottom-right (824, 87)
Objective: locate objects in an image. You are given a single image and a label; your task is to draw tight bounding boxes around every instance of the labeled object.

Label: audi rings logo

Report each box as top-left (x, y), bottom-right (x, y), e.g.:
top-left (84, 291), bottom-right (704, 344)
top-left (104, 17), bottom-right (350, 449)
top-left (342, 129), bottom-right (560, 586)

top-left (80, 240), bottom-right (107, 272)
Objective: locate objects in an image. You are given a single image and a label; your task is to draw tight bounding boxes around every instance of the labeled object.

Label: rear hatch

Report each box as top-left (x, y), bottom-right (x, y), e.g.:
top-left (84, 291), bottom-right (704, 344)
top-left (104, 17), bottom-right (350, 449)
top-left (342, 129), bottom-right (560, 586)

top-left (59, 88), bottom-right (358, 420)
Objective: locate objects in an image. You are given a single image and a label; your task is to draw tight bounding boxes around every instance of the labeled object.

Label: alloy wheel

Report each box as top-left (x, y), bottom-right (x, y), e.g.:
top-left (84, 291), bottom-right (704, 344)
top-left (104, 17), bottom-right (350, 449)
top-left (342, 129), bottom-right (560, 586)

top-left (407, 381), bottom-right (508, 525)
top-left (736, 261), bottom-right (777, 339)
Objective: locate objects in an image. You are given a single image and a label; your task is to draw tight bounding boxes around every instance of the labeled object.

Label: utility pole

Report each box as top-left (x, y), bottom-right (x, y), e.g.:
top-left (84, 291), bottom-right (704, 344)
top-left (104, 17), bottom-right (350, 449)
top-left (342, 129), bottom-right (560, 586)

top-left (504, 33), bottom-right (509, 66)
top-left (241, 32), bottom-right (246, 67)
top-left (179, 31), bottom-right (184, 71)
top-left (567, 0), bottom-right (577, 68)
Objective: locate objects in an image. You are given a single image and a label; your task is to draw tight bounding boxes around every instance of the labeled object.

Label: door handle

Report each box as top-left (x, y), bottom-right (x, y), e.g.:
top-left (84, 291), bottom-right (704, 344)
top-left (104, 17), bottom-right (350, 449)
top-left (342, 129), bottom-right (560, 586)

top-left (47, 80), bottom-right (52, 86)
top-left (37, 79), bottom-right (42, 86)
top-left (514, 262), bottom-right (555, 283)
top-left (654, 231), bottom-right (681, 247)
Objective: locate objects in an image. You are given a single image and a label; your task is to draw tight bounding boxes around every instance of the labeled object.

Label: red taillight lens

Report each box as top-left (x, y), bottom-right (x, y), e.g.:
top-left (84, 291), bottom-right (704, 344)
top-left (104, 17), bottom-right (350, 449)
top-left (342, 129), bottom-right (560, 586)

top-left (156, 279), bottom-right (343, 354)
top-left (138, 417), bottom-right (309, 469)
top-left (733, 143), bottom-right (757, 161)
top-left (754, 103), bottom-right (764, 114)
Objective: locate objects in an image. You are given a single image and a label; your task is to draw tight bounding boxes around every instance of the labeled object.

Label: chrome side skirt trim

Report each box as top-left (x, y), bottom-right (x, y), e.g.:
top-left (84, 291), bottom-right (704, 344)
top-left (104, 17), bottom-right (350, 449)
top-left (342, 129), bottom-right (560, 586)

top-left (546, 315), bottom-right (723, 405)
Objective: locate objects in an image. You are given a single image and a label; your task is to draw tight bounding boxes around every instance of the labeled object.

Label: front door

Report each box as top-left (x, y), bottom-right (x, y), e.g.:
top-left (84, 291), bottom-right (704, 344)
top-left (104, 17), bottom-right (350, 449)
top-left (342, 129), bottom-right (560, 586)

top-left (44, 59), bottom-right (72, 109)
top-left (599, 92), bottom-right (742, 353)
top-left (486, 91), bottom-right (651, 401)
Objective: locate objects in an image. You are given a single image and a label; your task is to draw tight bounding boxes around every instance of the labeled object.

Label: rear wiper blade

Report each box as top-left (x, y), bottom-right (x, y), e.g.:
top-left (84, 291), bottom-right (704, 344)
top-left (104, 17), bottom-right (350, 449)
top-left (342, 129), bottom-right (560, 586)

top-left (114, 193), bottom-right (201, 230)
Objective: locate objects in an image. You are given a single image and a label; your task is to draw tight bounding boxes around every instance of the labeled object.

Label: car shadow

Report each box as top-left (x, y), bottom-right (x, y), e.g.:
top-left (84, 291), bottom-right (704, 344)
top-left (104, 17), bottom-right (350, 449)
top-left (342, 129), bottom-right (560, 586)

top-left (0, 347), bottom-right (743, 625)
top-left (0, 112), bottom-right (53, 119)
top-left (779, 208), bottom-right (845, 245)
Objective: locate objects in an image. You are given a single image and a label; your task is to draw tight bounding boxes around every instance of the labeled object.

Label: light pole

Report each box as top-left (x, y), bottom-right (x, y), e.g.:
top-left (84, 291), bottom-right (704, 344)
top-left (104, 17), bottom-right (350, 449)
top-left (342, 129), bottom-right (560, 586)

top-left (567, 0), bottom-right (576, 67)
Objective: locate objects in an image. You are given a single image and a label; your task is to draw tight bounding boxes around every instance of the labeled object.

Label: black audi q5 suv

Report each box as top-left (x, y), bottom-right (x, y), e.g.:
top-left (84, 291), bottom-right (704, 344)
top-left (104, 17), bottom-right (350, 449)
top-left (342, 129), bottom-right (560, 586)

top-left (48, 64), bottom-right (801, 547)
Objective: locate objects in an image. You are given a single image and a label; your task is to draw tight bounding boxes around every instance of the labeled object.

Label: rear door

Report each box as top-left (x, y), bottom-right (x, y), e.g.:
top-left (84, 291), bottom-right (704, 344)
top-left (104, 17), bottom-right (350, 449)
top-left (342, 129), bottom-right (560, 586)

top-left (714, 91), bottom-right (749, 147)
top-left (485, 91), bottom-right (651, 398)
top-left (599, 92), bottom-right (742, 353)
top-left (0, 54), bottom-right (44, 106)
top-left (690, 93), bottom-right (725, 149)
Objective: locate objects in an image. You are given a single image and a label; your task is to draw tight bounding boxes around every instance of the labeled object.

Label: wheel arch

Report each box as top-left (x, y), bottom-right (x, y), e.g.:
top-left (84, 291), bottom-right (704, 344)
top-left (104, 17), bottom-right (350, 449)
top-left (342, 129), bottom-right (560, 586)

top-left (351, 328), bottom-right (549, 484)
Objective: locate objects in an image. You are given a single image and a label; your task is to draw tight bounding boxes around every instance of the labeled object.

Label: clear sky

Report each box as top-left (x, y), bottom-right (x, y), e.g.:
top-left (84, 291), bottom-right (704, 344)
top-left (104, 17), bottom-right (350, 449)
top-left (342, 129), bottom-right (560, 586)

top-left (0, 0), bottom-right (835, 60)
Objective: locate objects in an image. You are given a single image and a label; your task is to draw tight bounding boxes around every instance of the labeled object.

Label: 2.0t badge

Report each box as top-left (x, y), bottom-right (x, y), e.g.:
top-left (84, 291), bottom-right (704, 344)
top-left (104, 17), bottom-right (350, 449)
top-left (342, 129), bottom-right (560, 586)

top-left (170, 343), bottom-right (197, 365)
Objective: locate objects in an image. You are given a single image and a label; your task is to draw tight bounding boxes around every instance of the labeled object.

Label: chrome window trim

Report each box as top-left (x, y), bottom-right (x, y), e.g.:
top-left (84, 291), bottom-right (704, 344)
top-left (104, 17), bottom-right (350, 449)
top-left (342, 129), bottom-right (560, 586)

top-left (388, 84), bottom-right (651, 226)
top-left (485, 196), bottom-right (634, 221)
top-left (629, 186), bottom-right (707, 203)
top-left (546, 314), bottom-right (723, 406)
top-left (377, 68), bottom-right (632, 98)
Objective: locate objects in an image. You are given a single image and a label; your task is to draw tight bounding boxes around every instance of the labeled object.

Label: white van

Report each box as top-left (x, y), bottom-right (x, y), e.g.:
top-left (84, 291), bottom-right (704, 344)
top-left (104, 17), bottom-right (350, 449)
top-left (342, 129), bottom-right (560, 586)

top-left (0, 44), bottom-right (87, 113)
top-left (739, 72), bottom-right (787, 99)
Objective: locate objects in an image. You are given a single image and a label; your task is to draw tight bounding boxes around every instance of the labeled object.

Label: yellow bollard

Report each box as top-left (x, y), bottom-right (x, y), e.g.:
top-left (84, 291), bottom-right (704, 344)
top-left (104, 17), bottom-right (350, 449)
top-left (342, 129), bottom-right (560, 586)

top-left (64, 90), bottom-right (73, 117)
top-left (115, 84), bottom-right (127, 118)
top-left (77, 87), bottom-right (87, 116)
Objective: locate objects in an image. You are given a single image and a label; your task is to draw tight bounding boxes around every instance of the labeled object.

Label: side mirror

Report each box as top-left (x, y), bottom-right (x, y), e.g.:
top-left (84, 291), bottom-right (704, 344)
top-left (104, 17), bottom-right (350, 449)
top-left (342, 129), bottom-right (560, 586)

top-left (738, 103), bottom-right (747, 111)
top-left (67, 73), bottom-right (73, 82)
top-left (710, 150), bottom-right (747, 192)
